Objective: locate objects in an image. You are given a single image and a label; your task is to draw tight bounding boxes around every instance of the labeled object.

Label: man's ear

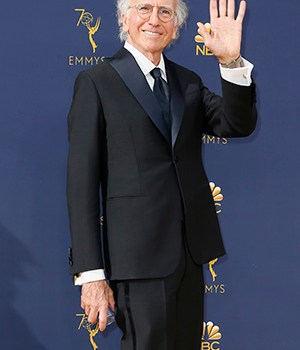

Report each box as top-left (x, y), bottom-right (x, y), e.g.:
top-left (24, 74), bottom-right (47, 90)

top-left (172, 27), bottom-right (178, 40)
top-left (122, 13), bottom-right (129, 33)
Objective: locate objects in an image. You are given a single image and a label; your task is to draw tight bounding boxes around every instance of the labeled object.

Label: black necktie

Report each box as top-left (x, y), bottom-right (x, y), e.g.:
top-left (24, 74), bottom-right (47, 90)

top-left (150, 68), bottom-right (171, 131)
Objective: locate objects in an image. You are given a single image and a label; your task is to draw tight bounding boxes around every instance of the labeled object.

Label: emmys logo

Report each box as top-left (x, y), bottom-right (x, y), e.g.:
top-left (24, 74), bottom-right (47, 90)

top-left (209, 182), bottom-right (223, 214)
top-left (202, 134), bottom-right (228, 145)
top-left (202, 321), bottom-right (222, 350)
top-left (68, 9), bottom-right (105, 66)
top-left (195, 23), bottom-right (213, 57)
top-left (76, 314), bottom-right (99, 350)
top-left (75, 9), bottom-right (101, 53)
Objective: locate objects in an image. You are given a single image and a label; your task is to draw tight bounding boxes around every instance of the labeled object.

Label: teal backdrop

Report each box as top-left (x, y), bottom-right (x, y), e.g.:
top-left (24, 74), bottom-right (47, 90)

top-left (1, 0), bottom-right (299, 349)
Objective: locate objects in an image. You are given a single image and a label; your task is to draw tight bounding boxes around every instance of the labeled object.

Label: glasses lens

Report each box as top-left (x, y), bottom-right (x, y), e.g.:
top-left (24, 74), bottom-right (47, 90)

top-left (137, 3), bottom-right (152, 17)
top-left (159, 7), bottom-right (173, 21)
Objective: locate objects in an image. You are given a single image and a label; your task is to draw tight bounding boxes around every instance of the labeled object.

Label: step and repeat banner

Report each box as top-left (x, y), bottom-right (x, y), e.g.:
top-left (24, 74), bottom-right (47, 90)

top-left (1, 0), bottom-right (299, 349)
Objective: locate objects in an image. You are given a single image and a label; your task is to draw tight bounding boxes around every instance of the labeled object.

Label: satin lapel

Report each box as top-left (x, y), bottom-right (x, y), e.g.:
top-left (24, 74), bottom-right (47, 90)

top-left (165, 59), bottom-right (184, 148)
top-left (108, 48), bottom-right (171, 143)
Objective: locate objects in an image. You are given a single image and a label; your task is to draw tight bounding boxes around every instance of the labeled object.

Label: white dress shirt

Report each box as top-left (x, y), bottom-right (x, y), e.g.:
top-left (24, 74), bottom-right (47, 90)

top-left (74, 41), bottom-right (254, 286)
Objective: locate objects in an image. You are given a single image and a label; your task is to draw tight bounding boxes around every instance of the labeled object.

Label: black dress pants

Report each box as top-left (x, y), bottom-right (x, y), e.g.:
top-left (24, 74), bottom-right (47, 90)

top-left (110, 238), bottom-right (204, 350)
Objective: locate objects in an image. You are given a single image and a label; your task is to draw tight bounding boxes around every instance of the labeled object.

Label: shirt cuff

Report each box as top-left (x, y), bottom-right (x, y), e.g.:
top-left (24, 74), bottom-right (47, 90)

top-left (219, 57), bottom-right (254, 87)
top-left (74, 269), bottom-right (106, 286)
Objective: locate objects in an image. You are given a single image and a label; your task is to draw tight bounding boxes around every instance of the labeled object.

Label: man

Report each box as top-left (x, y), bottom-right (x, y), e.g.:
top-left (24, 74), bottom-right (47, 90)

top-left (67, 0), bottom-right (257, 349)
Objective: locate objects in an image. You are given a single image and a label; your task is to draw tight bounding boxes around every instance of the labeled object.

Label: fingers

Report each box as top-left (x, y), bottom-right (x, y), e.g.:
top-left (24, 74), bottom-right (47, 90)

top-left (197, 22), bottom-right (211, 45)
top-left (80, 280), bottom-right (116, 331)
top-left (108, 289), bottom-right (116, 312)
top-left (81, 300), bottom-right (91, 319)
top-left (219, 0), bottom-right (227, 17)
top-left (227, 0), bottom-right (235, 18)
top-left (236, 0), bottom-right (246, 23)
top-left (82, 299), bottom-right (109, 330)
top-left (81, 298), bottom-right (99, 324)
top-left (210, 0), bottom-right (246, 21)
top-left (88, 307), bottom-right (101, 324)
top-left (98, 303), bottom-right (109, 331)
top-left (210, 0), bottom-right (218, 20)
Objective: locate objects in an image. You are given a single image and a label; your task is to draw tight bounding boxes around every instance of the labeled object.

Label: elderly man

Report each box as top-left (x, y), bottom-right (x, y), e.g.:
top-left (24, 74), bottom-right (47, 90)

top-left (67, 0), bottom-right (257, 349)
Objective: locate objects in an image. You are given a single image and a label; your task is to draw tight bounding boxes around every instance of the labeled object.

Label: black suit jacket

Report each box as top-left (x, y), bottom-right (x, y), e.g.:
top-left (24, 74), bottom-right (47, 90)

top-left (67, 48), bottom-right (257, 280)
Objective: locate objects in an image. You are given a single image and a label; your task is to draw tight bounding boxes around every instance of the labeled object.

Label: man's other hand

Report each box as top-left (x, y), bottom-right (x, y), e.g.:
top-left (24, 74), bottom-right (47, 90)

top-left (81, 280), bottom-right (115, 331)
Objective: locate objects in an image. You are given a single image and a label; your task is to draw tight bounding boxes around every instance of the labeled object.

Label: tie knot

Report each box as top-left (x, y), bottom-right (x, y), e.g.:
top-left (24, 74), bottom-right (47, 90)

top-left (151, 68), bottom-right (162, 79)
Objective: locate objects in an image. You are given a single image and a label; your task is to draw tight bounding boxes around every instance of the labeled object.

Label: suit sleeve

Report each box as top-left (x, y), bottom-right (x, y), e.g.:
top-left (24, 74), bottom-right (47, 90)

top-left (201, 77), bottom-right (257, 137)
top-left (67, 71), bottom-right (105, 275)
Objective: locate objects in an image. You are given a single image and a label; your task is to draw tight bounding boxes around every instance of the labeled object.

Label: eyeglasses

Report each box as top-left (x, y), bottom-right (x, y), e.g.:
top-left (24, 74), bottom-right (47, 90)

top-left (129, 3), bottom-right (176, 23)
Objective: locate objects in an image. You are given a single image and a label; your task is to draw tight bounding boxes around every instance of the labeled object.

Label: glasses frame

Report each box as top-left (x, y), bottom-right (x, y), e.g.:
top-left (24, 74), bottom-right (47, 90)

top-left (129, 3), bottom-right (177, 23)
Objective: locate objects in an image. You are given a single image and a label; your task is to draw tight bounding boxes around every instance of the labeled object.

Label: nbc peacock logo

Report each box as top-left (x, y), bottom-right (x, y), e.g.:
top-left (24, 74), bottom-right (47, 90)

top-left (201, 321), bottom-right (222, 350)
top-left (195, 23), bottom-right (213, 56)
top-left (209, 182), bottom-right (223, 214)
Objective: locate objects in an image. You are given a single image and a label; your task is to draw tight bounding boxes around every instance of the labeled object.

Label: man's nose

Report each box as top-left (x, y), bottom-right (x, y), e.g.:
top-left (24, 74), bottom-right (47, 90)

top-left (148, 7), bottom-right (160, 25)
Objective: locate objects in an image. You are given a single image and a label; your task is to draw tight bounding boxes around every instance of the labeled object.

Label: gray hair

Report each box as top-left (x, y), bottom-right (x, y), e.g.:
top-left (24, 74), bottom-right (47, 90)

top-left (116, 0), bottom-right (189, 42)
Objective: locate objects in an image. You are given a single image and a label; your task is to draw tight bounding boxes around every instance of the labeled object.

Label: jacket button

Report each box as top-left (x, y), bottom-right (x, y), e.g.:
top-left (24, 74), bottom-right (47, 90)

top-left (68, 248), bottom-right (73, 266)
top-left (173, 155), bottom-right (179, 163)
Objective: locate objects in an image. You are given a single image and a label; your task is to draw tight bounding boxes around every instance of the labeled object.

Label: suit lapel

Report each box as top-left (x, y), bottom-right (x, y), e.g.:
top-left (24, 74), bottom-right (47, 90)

top-left (165, 58), bottom-right (184, 148)
top-left (108, 48), bottom-right (171, 143)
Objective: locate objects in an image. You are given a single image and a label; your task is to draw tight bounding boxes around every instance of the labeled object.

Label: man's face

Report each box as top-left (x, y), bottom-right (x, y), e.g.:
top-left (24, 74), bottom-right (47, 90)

top-left (122, 0), bottom-right (178, 59)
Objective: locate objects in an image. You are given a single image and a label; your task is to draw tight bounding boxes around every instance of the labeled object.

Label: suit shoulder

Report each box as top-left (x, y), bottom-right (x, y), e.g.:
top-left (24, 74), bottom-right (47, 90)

top-left (79, 60), bottom-right (111, 79)
top-left (78, 48), bottom-right (125, 80)
top-left (74, 60), bottom-right (119, 90)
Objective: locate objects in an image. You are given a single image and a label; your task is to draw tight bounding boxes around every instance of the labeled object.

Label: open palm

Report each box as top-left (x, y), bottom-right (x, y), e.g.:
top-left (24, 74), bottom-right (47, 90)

top-left (197, 0), bottom-right (246, 64)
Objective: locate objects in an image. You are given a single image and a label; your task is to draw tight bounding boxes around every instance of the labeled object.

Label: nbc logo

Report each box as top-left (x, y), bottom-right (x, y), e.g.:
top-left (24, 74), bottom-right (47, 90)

top-left (209, 182), bottom-right (223, 214)
top-left (195, 23), bottom-right (213, 56)
top-left (202, 321), bottom-right (222, 350)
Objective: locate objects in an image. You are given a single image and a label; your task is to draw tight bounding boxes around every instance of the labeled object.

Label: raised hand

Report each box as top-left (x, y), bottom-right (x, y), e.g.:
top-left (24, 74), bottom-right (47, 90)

top-left (197, 0), bottom-right (246, 64)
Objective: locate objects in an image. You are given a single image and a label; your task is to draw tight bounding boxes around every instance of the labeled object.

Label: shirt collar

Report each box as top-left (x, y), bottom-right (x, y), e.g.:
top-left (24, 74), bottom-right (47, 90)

top-left (124, 41), bottom-right (167, 82)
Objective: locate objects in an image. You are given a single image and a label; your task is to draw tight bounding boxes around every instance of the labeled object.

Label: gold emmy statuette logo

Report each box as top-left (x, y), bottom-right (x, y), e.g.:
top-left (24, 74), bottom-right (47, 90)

top-left (205, 257), bottom-right (225, 294)
top-left (208, 258), bottom-right (218, 282)
top-left (195, 23), bottom-right (213, 56)
top-left (76, 314), bottom-right (99, 350)
top-left (202, 321), bottom-right (222, 350)
top-left (209, 182), bottom-right (223, 214)
top-left (75, 9), bottom-right (101, 53)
